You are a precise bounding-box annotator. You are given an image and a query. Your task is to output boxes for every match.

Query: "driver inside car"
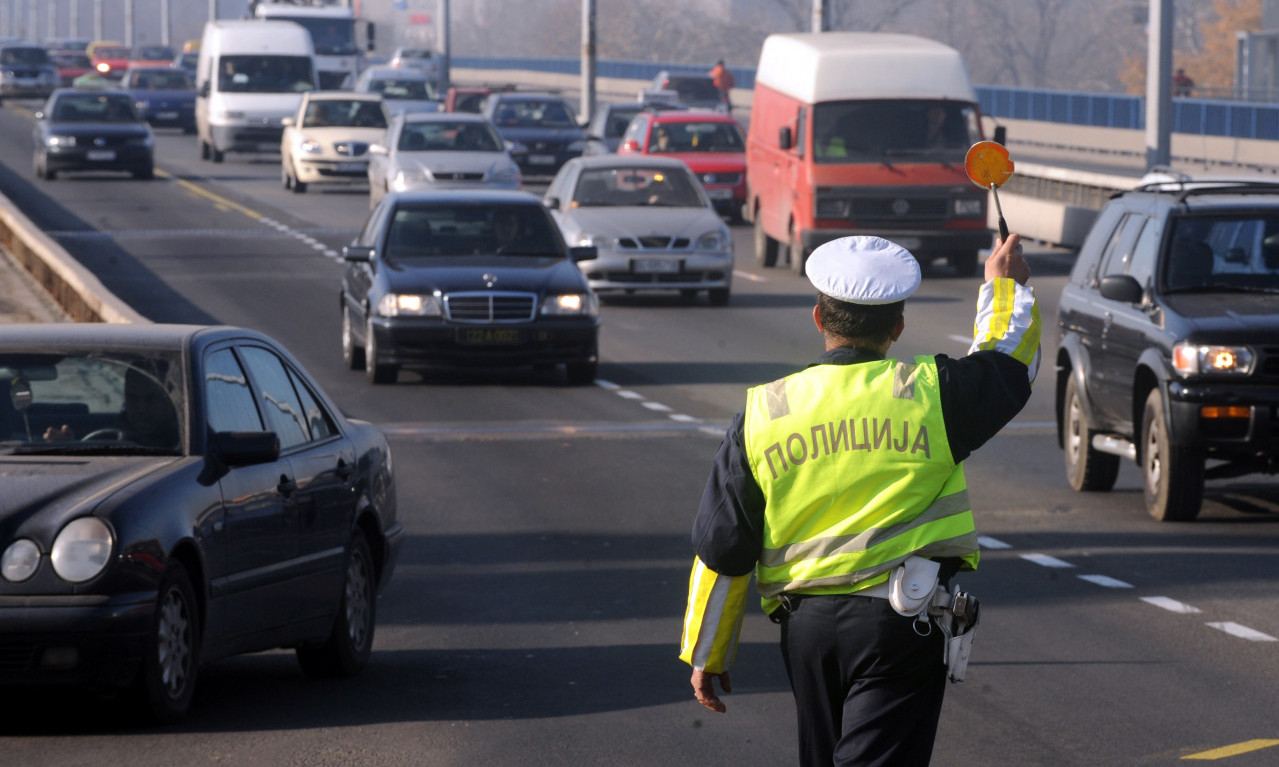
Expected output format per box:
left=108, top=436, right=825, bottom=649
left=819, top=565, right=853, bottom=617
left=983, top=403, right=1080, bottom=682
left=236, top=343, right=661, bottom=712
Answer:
left=43, top=365, right=180, bottom=448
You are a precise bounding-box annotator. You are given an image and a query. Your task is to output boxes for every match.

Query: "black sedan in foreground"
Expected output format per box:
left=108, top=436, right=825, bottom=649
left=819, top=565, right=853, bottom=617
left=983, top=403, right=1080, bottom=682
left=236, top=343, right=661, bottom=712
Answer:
left=32, top=87, right=155, bottom=180
left=0, top=324, right=402, bottom=723
left=341, top=189, right=601, bottom=384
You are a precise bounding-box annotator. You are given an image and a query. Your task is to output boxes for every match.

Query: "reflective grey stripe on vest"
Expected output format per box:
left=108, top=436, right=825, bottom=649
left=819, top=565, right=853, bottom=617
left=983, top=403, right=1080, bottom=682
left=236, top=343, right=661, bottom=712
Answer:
left=764, top=378, right=790, bottom=420
left=893, top=361, right=919, bottom=400
left=758, top=488, right=971, bottom=570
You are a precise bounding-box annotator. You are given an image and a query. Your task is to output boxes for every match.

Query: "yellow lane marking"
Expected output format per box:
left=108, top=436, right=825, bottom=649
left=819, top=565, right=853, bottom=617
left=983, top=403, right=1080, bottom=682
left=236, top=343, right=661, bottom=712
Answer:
left=1182, top=740, right=1279, bottom=760
left=157, top=169, right=263, bottom=220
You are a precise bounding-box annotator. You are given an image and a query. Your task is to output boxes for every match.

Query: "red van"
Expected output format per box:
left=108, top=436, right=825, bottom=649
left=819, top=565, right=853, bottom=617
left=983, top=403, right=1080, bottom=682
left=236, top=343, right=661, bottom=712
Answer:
left=746, top=32, right=996, bottom=276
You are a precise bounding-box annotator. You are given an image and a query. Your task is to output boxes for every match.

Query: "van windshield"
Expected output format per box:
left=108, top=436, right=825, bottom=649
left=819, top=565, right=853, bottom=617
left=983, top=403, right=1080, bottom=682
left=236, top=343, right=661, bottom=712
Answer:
left=217, top=55, right=314, bottom=93
left=812, top=100, right=979, bottom=163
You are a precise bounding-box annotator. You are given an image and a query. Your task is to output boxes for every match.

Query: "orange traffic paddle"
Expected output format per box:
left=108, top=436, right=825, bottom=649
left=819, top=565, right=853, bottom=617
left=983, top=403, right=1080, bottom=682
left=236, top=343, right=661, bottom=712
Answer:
left=964, top=141, right=1015, bottom=241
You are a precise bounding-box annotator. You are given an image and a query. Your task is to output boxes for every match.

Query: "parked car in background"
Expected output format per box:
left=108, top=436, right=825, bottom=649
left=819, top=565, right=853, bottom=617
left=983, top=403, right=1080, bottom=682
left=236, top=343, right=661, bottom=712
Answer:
left=581, top=101, right=644, bottom=156
left=89, top=43, right=131, bottom=80
left=367, top=111, right=520, bottom=207
left=47, top=49, right=93, bottom=87
left=128, top=44, right=176, bottom=69
left=32, top=88, right=154, bottom=180
left=120, top=66, right=196, bottom=133
left=0, top=323, right=402, bottom=723
left=482, top=91, right=585, bottom=178
left=617, top=108, right=747, bottom=223
left=353, top=66, right=439, bottom=117
left=340, top=190, right=600, bottom=384
left=545, top=155, right=734, bottom=305
left=281, top=91, right=388, bottom=193
left=641, top=71, right=728, bottom=113
left=0, top=44, right=60, bottom=103
left=1055, top=172, right=1279, bottom=522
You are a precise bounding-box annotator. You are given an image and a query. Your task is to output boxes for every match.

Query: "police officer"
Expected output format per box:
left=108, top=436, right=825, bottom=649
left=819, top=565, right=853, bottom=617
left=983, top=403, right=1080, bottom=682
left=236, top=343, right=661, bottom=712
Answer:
left=680, top=233, right=1040, bottom=766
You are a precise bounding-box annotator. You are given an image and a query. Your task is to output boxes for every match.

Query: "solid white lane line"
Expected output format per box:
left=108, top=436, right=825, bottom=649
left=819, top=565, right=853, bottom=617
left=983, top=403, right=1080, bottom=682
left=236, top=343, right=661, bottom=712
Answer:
left=1206, top=622, right=1278, bottom=642
left=1021, top=553, right=1075, bottom=568
left=1140, top=596, right=1202, bottom=614
left=1078, top=574, right=1132, bottom=588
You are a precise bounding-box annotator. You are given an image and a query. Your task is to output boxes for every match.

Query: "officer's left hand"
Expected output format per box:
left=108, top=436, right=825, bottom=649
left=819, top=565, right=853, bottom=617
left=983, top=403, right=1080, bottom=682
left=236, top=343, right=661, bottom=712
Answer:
left=691, top=669, right=731, bottom=713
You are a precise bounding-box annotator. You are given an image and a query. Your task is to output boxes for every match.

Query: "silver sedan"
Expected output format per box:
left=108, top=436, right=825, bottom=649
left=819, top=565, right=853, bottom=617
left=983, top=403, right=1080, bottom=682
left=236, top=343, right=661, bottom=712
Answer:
left=544, top=155, right=734, bottom=306
left=366, top=112, right=522, bottom=208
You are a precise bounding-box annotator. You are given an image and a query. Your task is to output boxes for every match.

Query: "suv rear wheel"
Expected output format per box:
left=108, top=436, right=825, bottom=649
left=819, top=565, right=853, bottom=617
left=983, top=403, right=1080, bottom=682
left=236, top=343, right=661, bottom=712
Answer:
left=1141, top=388, right=1205, bottom=521
left=1063, top=376, right=1120, bottom=491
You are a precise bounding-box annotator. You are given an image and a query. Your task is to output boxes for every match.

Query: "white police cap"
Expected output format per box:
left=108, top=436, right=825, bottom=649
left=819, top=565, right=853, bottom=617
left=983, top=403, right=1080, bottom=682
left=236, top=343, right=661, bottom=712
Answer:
left=806, top=236, right=921, bottom=304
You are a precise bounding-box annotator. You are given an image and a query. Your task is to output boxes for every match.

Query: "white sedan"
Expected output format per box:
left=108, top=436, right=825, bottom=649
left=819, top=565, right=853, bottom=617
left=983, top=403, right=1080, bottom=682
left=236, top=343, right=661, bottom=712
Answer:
left=544, top=155, right=734, bottom=306
left=366, top=111, right=522, bottom=208
left=281, top=91, right=389, bottom=194
left=353, top=66, right=441, bottom=118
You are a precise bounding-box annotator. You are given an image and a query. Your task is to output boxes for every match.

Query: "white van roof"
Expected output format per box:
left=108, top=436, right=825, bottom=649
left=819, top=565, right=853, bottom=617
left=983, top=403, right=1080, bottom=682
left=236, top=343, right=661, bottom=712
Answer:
left=755, top=32, right=976, bottom=104
left=202, top=19, right=315, bottom=55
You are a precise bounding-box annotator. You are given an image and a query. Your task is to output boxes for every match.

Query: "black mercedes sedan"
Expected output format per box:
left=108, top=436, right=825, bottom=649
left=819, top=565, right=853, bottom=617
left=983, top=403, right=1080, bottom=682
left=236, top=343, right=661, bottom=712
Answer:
left=32, top=87, right=155, bottom=180
left=340, top=189, right=601, bottom=384
left=0, top=324, right=402, bottom=723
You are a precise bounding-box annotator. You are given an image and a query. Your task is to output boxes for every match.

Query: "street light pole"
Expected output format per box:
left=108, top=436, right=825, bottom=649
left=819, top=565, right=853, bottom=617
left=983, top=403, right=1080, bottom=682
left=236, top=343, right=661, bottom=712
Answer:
left=581, top=0, right=596, bottom=125
left=1144, top=0, right=1173, bottom=170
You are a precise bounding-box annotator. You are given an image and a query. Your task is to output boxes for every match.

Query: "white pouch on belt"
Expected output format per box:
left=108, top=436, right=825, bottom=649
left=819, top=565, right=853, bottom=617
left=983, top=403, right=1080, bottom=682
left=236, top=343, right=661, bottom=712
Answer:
left=888, top=556, right=940, bottom=617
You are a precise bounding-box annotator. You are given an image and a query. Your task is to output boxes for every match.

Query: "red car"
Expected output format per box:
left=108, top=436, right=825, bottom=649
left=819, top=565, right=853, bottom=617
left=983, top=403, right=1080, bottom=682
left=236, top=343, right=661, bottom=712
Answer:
left=90, top=44, right=132, bottom=80
left=48, top=50, right=92, bottom=87
left=617, top=109, right=747, bottom=223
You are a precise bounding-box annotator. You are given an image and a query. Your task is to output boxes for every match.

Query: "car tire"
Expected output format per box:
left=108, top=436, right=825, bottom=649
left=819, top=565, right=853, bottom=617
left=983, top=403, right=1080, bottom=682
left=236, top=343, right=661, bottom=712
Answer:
left=708, top=286, right=731, bottom=307
left=365, top=317, right=397, bottom=384
left=754, top=213, right=778, bottom=268
left=949, top=250, right=979, bottom=277
left=199, top=139, right=210, bottom=160
left=132, top=164, right=154, bottom=180
left=296, top=529, right=375, bottom=678
left=292, top=177, right=307, bottom=194
left=1063, top=375, right=1120, bottom=492
left=211, top=146, right=224, bottom=164
left=130, top=560, right=200, bottom=724
left=281, top=164, right=293, bottom=190
left=1141, top=388, right=1205, bottom=522
left=342, top=304, right=366, bottom=371
left=565, top=360, right=597, bottom=385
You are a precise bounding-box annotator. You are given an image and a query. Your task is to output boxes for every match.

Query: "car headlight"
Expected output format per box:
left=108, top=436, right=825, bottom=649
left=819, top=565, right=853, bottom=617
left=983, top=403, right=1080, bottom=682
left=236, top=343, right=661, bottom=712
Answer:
left=542, top=292, right=599, bottom=317
left=695, top=230, right=730, bottom=250
left=45, top=134, right=76, bottom=147
left=1, top=539, right=40, bottom=583
left=301, top=139, right=323, bottom=154
left=134, top=99, right=150, bottom=110
left=50, top=517, right=113, bottom=583
left=490, top=163, right=521, bottom=186
left=376, top=292, right=442, bottom=317
left=215, top=109, right=246, bottom=120
left=567, top=139, right=586, bottom=153
left=1172, top=342, right=1255, bottom=376
left=126, top=134, right=154, bottom=148
left=954, top=198, right=984, bottom=216
left=576, top=233, right=616, bottom=250
left=393, top=168, right=429, bottom=188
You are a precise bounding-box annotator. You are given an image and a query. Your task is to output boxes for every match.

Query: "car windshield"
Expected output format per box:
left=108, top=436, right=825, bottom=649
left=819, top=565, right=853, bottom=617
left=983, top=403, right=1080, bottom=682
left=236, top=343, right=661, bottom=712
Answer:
left=0, top=351, right=185, bottom=455
left=51, top=53, right=92, bottom=68
left=647, top=120, right=744, bottom=153
left=51, top=93, right=140, bottom=123
left=304, top=99, right=387, bottom=128
left=1161, top=215, right=1279, bottom=293
left=383, top=204, right=562, bottom=259
left=397, top=121, right=501, bottom=152
left=367, top=77, right=434, bottom=100
left=571, top=166, right=704, bottom=208
left=1, top=47, right=50, bottom=65
left=492, top=99, right=577, bottom=128
left=812, top=99, right=981, bottom=162
left=132, top=69, right=192, bottom=90
left=135, top=46, right=173, bottom=61
left=217, top=54, right=314, bottom=94
left=94, top=46, right=131, bottom=59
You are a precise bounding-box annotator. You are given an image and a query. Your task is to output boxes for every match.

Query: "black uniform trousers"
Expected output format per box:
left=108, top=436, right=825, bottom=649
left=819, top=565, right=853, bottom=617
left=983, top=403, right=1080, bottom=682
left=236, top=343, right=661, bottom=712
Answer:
left=780, top=592, right=948, bottom=767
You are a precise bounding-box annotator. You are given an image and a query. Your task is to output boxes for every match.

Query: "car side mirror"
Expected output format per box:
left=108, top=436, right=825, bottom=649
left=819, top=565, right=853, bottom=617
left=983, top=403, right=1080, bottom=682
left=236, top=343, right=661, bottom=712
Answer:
left=778, top=126, right=792, bottom=151
left=569, top=246, right=597, bottom=263
left=342, top=245, right=375, bottom=263
left=1100, top=274, right=1144, bottom=304
left=544, top=196, right=561, bottom=210
left=211, top=431, right=279, bottom=467
left=198, top=80, right=210, bottom=98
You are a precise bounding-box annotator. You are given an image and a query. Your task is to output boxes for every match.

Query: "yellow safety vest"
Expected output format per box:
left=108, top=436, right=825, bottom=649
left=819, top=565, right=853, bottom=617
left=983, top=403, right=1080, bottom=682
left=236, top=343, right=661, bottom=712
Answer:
left=743, top=355, right=980, bottom=611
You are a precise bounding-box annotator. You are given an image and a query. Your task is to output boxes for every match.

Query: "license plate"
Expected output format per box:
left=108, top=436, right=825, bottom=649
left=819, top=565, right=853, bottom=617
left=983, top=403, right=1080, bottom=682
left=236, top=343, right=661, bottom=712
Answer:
left=156, top=111, right=178, bottom=119
left=704, top=188, right=733, bottom=199
left=86, top=150, right=115, bottom=161
left=632, top=258, right=681, bottom=274
left=458, top=328, right=525, bottom=345
left=338, top=161, right=366, bottom=172
left=528, top=154, right=556, bottom=165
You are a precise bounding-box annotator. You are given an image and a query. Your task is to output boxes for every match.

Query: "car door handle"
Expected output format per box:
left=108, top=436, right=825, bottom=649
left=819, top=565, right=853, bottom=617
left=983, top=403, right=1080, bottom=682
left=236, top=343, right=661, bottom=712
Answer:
left=277, top=475, right=297, bottom=496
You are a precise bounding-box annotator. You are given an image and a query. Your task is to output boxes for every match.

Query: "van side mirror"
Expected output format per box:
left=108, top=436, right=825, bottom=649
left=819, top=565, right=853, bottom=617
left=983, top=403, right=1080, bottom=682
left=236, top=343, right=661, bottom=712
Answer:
left=778, top=126, right=792, bottom=151
left=199, top=80, right=210, bottom=98
left=993, top=125, right=1007, bottom=146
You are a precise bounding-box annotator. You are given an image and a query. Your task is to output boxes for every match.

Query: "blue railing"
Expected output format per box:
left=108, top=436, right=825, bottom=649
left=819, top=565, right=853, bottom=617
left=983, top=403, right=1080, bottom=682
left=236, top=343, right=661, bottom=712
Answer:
left=453, top=56, right=1279, bottom=142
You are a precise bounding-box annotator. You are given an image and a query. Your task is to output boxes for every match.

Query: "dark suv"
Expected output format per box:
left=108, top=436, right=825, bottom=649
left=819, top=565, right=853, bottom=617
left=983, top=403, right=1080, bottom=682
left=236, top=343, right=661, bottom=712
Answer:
left=1055, top=173, right=1279, bottom=521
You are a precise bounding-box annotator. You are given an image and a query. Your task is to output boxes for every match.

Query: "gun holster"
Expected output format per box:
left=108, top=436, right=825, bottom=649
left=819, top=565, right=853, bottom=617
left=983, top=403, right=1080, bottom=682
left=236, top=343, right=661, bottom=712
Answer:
left=928, top=585, right=980, bottom=682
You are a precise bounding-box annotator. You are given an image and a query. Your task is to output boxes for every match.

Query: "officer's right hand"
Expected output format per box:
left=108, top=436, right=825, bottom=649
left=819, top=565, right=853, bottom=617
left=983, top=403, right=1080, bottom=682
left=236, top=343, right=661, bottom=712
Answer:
left=985, top=232, right=1030, bottom=285
left=691, top=668, right=731, bottom=713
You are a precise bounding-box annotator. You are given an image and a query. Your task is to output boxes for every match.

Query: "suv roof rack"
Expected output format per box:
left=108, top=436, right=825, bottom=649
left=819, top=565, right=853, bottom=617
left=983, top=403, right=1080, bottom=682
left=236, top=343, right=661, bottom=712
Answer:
left=1134, top=167, right=1279, bottom=202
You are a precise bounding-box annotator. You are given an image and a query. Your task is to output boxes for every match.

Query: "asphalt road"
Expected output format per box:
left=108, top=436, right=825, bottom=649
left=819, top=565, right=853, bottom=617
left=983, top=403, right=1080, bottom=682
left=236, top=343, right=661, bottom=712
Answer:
left=1, top=96, right=1278, bottom=767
